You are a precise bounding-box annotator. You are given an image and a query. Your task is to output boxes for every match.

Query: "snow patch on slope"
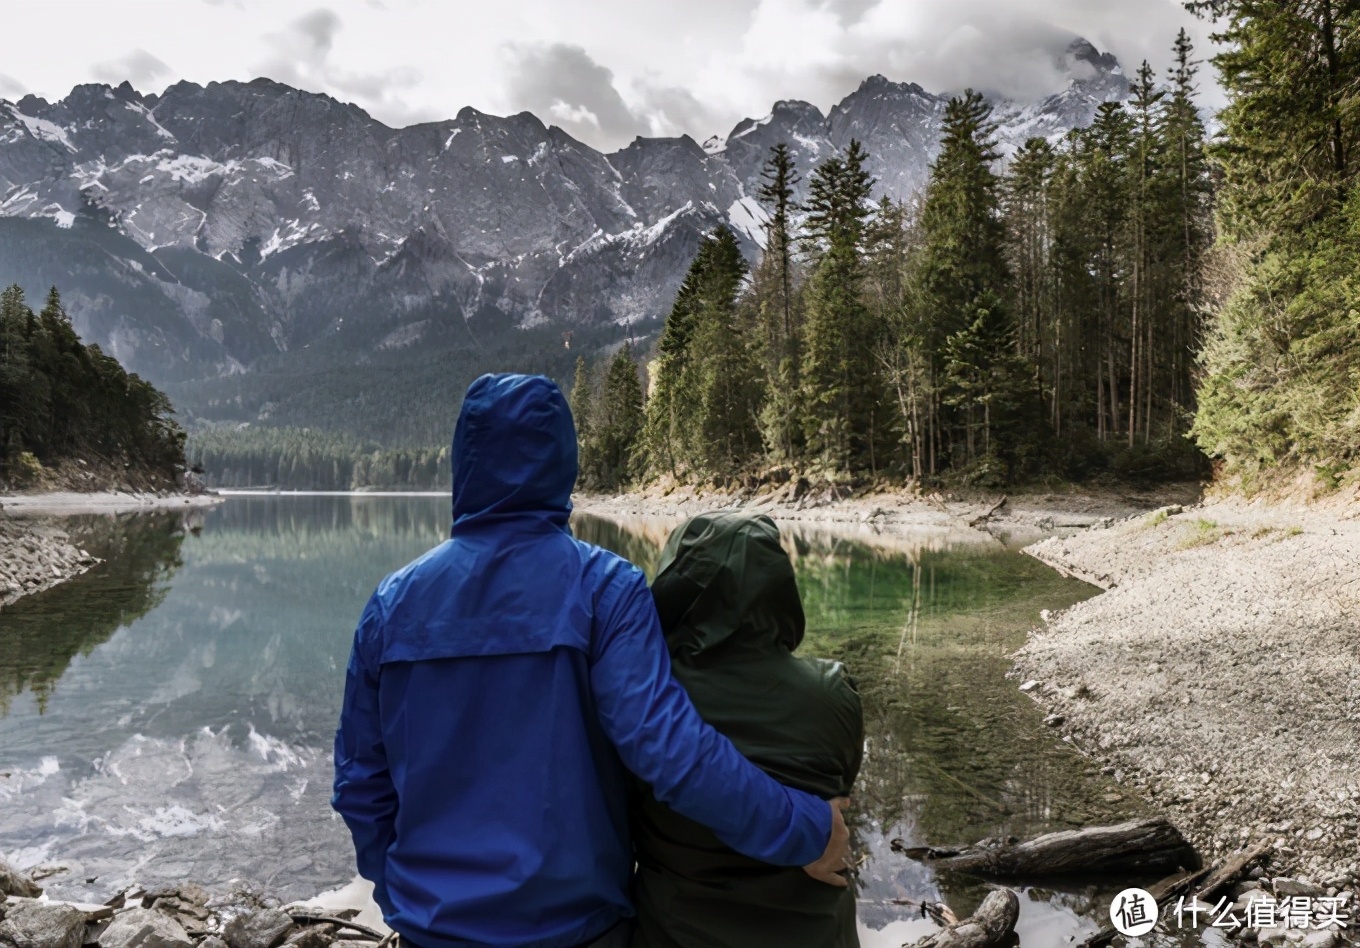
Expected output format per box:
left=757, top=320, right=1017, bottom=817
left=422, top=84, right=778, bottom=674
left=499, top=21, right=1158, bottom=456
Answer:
left=3, top=103, right=77, bottom=152
left=727, top=196, right=768, bottom=248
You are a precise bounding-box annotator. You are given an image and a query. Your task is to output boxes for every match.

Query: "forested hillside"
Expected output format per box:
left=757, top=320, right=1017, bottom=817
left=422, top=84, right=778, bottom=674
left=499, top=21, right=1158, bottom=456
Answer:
left=0, top=285, right=185, bottom=490
left=188, top=427, right=450, bottom=491
left=573, top=31, right=1215, bottom=490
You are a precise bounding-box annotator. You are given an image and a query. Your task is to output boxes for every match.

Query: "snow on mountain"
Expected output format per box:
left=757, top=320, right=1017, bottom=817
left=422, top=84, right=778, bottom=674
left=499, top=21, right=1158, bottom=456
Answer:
left=0, top=38, right=1130, bottom=385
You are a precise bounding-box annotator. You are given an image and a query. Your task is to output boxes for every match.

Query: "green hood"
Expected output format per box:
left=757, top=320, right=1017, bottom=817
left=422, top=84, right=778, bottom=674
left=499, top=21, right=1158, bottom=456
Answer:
left=651, top=512, right=804, bottom=666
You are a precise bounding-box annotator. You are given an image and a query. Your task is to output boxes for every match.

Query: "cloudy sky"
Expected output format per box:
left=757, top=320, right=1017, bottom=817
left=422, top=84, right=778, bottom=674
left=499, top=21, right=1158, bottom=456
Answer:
left=0, top=0, right=1222, bottom=152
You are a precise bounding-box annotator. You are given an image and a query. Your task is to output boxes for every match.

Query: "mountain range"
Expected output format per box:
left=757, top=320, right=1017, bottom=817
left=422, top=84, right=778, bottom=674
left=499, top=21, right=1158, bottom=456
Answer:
left=0, top=38, right=1128, bottom=442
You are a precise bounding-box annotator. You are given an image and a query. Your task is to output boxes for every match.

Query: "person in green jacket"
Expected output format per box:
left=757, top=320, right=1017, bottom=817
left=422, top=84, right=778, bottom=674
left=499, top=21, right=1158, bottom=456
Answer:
left=631, top=511, right=864, bottom=948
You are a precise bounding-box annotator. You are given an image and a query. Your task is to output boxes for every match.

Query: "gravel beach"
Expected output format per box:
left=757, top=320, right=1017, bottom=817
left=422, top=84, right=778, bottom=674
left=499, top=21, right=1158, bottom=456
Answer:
left=1016, top=498, right=1360, bottom=891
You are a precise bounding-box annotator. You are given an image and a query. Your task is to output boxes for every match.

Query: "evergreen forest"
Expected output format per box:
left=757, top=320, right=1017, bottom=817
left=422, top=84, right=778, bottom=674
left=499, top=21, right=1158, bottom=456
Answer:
left=576, top=9, right=1360, bottom=495
left=32, top=3, right=1350, bottom=498
left=577, top=31, right=1217, bottom=490
left=0, top=285, right=186, bottom=489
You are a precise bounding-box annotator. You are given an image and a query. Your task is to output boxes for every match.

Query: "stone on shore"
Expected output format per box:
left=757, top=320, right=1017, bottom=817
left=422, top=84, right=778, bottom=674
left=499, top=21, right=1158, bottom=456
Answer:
left=223, top=908, right=295, bottom=948
left=0, top=855, right=42, bottom=898
left=0, top=899, right=86, bottom=948
left=98, top=908, right=194, bottom=948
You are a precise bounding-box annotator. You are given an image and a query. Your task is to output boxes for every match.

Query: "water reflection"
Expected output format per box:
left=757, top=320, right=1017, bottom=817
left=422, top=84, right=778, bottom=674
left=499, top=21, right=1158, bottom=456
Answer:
left=0, top=499, right=1206, bottom=944
left=0, top=513, right=186, bottom=714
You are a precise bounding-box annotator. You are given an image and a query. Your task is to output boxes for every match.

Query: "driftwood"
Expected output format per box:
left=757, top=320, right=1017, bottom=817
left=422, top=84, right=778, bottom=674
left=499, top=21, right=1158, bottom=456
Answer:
left=968, top=496, right=1009, bottom=528
left=906, top=888, right=1020, bottom=948
left=892, top=818, right=1200, bottom=878
left=288, top=912, right=386, bottom=942
left=1077, top=839, right=1273, bottom=948
left=1191, top=838, right=1273, bottom=901
left=890, top=897, right=960, bottom=927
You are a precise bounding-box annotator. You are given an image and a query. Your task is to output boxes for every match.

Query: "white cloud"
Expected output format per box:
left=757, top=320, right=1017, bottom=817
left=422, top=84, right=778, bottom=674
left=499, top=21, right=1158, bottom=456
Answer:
left=0, top=0, right=1223, bottom=150
left=91, top=49, right=174, bottom=89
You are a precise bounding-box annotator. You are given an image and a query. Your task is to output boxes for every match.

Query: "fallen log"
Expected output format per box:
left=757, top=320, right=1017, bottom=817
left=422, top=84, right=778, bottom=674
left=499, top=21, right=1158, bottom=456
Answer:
left=906, top=888, right=1020, bottom=948
left=893, top=818, right=1200, bottom=878
left=1077, top=839, right=1273, bottom=948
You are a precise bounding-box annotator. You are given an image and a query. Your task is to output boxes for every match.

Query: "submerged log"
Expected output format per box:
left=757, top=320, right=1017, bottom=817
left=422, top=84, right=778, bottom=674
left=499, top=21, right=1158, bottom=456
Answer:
left=893, top=818, right=1200, bottom=878
left=907, top=888, right=1020, bottom=948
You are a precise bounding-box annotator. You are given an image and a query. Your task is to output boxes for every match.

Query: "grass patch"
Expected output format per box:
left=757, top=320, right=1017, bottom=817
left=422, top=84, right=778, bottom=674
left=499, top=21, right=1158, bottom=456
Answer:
left=1178, top=517, right=1224, bottom=549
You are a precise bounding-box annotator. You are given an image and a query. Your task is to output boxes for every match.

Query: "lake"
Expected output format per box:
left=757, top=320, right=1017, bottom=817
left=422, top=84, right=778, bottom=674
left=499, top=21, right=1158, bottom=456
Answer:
left=0, top=495, right=1221, bottom=946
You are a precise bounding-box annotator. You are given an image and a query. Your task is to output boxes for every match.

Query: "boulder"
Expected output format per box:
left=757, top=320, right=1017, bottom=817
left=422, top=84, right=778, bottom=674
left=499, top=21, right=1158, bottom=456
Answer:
left=98, top=908, right=194, bottom=948
left=0, top=900, right=86, bottom=948
left=0, top=855, right=43, bottom=898
left=223, top=908, right=295, bottom=948
left=144, top=883, right=210, bottom=909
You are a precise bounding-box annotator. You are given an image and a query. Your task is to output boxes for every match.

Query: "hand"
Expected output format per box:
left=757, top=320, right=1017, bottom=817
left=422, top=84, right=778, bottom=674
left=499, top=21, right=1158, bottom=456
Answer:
left=803, top=797, right=852, bottom=888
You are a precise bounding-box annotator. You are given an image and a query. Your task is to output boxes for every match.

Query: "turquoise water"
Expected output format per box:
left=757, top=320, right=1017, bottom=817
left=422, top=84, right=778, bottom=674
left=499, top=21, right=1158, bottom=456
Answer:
left=0, top=496, right=1215, bottom=945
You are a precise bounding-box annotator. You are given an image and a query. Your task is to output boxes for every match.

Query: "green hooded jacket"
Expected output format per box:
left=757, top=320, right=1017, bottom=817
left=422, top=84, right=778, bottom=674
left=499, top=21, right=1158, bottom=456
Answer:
left=631, top=512, right=864, bottom=948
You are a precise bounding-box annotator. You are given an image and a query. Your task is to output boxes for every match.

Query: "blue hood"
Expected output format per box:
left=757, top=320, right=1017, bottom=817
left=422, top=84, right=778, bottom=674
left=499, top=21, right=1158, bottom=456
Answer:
left=451, top=373, right=577, bottom=530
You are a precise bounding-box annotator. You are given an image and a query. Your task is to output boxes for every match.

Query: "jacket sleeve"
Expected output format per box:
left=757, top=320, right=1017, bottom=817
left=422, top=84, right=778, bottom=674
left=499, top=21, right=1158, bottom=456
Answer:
left=588, top=565, right=831, bottom=867
left=332, top=594, right=398, bottom=915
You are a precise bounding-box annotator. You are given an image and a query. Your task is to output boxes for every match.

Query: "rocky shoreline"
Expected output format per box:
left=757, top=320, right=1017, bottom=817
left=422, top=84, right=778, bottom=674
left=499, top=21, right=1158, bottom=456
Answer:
left=573, top=479, right=1204, bottom=547
left=1014, top=497, right=1360, bottom=937
left=0, top=492, right=223, bottom=610
left=0, top=519, right=98, bottom=609
left=2, top=863, right=388, bottom=948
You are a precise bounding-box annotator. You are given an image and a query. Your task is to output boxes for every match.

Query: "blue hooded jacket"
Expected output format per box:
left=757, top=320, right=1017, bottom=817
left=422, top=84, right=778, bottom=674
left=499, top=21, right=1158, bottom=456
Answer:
left=332, top=374, right=832, bottom=948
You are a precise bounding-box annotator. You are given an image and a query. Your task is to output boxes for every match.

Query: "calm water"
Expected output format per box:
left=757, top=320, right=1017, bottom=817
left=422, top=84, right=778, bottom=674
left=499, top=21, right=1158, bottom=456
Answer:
left=0, top=497, right=1218, bottom=946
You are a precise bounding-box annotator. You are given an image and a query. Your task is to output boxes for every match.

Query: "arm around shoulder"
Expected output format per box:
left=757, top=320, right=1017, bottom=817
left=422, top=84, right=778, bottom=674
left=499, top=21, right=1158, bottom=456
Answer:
left=586, top=562, right=833, bottom=867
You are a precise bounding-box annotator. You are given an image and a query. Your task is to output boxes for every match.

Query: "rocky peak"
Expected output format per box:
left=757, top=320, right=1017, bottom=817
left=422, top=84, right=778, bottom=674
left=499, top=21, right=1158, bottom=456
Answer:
left=1063, top=37, right=1122, bottom=78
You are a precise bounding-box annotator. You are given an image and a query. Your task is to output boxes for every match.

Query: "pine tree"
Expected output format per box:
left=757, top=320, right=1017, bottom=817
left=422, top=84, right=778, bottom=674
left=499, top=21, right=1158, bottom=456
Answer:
left=1127, top=60, right=1165, bottom=445
left=0, top=285, right=185, bottom=486
left=644, top=227, right=751, bottom=478
left=754, top=143, right=805, bottom=461
left=800, top=139, right=878, bottom=472
left=942, top=291, right=1033, bottom=476
left=1188, top=0, right=1360, bottom=479
left=0, top=284, right=40, bottom=460
left=689, top=228, right=764, bottom=473
left=1162, top=29, right=1213, bottom=429
left=569, top=355, right=600, bottom=488
left=914, top=91, right=1029, bottom=469
left=1004, top=138, right=1057, bottom=423
left=596, top=344, right=646, bottom=489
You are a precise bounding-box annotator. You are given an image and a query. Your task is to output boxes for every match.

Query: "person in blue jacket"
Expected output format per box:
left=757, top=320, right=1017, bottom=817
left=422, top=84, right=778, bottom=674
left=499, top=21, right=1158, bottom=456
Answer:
left=333, top=373, right=850, bottom=948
